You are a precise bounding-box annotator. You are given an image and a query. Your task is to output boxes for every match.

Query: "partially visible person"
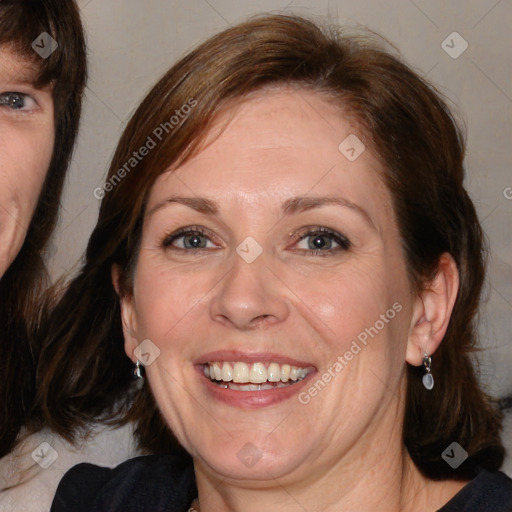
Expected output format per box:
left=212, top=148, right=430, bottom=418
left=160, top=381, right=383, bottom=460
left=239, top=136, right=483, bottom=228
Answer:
left=35, top=14, right=511, bottom=512
left=0, top=2, right=139, bottom=511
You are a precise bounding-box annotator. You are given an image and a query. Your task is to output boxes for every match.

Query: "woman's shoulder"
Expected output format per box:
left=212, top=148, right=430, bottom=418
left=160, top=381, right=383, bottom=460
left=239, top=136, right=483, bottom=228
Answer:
left=438, top=470, right=512, bottom=511
left=51, top=453, right=196, bottom=512
left=0, top=424, right=140, bottom=512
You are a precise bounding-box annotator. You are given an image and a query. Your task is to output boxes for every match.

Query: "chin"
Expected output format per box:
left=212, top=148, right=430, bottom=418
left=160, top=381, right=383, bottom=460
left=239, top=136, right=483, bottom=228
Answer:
left=192, top=432, right=309, bottom=483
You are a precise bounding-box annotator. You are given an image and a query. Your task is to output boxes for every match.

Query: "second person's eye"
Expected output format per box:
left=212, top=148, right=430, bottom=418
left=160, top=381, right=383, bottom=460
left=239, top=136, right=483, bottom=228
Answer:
left=0, top=92, right=37, bottom=111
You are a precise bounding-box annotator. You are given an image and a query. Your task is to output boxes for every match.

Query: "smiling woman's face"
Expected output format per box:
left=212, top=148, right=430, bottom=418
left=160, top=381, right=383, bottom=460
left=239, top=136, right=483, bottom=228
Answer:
left=0, top=47, right=54, bottom=277
left=121, top=88, right=418, bottom=485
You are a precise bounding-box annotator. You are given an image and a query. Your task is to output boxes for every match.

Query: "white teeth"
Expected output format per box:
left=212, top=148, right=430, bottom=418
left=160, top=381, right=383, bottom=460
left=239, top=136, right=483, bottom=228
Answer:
left=280, top=364, right=291, bottom=382
left=205, top=361, right=311, bottom=386
left=221, top=362, right=233, bottom=382
left=212, top=362, right=222, bottom=381
left=298, top=368, right=308, bottom=379
left=249, top=362, right=267, bottom=383
left=233, top=362, right=250, bottom=383
left=267, top=362, right=281, bottom=382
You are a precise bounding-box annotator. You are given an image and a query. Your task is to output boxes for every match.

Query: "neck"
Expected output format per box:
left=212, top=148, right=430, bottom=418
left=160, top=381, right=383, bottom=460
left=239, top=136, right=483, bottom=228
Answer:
left=194, top=454, right=418, bottom=512
left=194, top=443, right=467, bottom=512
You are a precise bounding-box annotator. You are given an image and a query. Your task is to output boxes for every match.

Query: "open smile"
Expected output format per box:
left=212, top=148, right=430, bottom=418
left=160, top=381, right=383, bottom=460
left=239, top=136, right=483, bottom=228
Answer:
left=204, top=361, right=313, bottom=391
left=195, top=352, right=317, bottom=408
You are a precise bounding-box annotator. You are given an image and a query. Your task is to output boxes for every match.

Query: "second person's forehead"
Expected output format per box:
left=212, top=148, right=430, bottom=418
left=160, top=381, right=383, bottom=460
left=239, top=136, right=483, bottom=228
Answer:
left=0, top=46, right=41, bottom=85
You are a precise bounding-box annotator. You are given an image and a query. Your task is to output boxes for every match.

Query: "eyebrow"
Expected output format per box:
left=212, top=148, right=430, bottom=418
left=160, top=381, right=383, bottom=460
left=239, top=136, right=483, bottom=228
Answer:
left=281, top=196, right=376, bottom=231
left=148, top=195, right=376, bottom=231
left=13, top=62, right=38, bottom=82
left=148, top=196, right=219, bottom=217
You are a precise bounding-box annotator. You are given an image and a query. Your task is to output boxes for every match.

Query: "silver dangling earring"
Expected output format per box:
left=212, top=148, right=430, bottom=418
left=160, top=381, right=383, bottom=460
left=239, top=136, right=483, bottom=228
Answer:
left=422, top=353, right=434, bottom=390
left=133, top=361, right=144, bottom=379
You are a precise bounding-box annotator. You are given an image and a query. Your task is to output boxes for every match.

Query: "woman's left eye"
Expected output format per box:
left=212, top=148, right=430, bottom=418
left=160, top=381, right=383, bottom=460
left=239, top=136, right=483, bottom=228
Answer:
left=294, top=228, right=350, bottom=254
left=0, top=92, right=37, bottom=111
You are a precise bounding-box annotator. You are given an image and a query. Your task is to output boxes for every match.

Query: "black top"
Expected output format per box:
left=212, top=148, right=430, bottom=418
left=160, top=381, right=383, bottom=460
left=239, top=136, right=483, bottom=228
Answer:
left=51, top=455, right=512, bottom=512
left=51, top=455, right=196, bottom=512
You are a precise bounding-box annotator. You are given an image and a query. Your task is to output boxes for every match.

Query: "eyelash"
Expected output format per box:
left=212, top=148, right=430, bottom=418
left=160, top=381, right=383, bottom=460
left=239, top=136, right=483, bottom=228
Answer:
left=160, top=225, right=351, bottom=255
left=291, top=226, right=351, bottom=256
left=0, top=92, right=37, bottom=111
left=161, top=226, right=219, bottom=250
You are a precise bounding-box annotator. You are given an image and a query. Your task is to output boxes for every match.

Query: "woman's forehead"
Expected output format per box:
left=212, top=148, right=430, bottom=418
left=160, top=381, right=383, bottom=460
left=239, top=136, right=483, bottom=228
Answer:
left=167, top=88, right=364, bottom=174
left=147, top=89, right=392, bottom=229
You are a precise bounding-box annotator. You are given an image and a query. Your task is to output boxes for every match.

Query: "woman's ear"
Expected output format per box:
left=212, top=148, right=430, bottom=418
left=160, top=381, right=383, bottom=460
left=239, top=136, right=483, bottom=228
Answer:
left=406, top=253, right=459, bottom=366
left=111, top=264, right=139, bottom=363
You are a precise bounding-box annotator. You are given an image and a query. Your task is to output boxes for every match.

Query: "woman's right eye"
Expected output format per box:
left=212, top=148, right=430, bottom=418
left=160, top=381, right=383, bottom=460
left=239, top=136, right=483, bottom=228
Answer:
left=161, top=228, right=218, bottom=250
left=0, top=92, right=37, bottom=111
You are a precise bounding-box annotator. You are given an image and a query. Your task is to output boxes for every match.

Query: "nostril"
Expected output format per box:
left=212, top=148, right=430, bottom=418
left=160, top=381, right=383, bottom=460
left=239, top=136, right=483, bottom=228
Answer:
left=249, top=314, right=276, bottom=327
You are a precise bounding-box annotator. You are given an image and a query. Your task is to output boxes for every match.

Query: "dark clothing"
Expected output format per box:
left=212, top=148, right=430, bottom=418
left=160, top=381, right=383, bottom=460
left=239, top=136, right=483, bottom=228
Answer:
left=51, top=455, right=196, bottom=512
left=438, top=469, right=512, bottom=511
left=51, top=455, right=512, bottom=512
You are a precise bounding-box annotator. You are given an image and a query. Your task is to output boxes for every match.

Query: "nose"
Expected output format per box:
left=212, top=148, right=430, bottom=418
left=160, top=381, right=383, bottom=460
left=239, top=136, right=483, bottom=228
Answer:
left=209, top=254, right=290, bottom=330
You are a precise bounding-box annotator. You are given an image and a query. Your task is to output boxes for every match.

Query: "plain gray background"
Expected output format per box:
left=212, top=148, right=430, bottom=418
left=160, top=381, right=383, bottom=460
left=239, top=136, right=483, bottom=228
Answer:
left=48, top=0, right=511, bottom=399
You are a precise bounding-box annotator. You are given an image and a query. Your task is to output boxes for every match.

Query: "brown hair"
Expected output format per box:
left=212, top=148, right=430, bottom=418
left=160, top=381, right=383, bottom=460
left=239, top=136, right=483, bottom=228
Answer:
left=0, top=0, right=87, bottom=457
left=34, top=14, right=504, bottom=479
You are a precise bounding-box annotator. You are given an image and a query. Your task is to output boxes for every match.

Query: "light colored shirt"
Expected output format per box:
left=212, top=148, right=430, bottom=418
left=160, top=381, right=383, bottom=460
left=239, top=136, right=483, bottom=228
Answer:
left=0, top=423, right=140, bottom=512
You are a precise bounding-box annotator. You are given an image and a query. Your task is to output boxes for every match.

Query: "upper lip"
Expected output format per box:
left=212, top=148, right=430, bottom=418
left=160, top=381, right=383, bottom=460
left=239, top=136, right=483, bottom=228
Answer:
left=194, top=350, right=315, bottom=369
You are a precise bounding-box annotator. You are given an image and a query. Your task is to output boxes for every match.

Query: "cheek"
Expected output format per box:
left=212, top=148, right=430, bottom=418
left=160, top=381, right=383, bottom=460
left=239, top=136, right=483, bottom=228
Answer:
left=284, top=255, right=410, bottom=371
left=132, top=258, right=214, bottom=344
left=289, top=261, right=393, bottom=335
left=0, top=126, right=54, bottom=275
left=27, top=129, right=54, bottom=199
left=0, top=126, right=54, bottom=214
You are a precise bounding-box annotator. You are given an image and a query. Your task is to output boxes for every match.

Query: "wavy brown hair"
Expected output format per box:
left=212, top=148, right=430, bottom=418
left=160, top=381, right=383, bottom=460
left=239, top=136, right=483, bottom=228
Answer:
left=0, top=0, right=87, bottom=457
left=34, top=14, right=504, bottom=479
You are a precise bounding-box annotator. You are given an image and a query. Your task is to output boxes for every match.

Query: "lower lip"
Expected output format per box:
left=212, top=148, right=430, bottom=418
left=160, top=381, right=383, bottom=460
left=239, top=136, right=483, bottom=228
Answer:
left=196, top=367, right=316, bottom=409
